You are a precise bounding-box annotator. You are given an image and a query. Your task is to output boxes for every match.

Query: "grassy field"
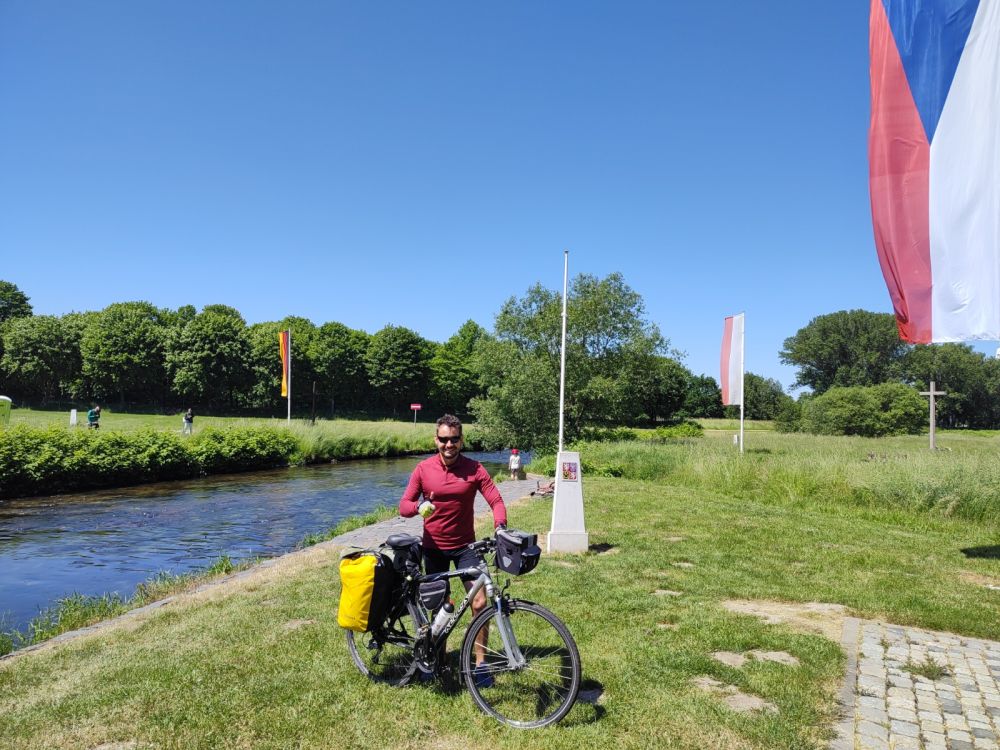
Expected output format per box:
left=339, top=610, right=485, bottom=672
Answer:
left=8, top=407, right=439, bottom=439
left=535, top=429, right=1000, bottom=524
left=2, top=432, right=999, bottom=749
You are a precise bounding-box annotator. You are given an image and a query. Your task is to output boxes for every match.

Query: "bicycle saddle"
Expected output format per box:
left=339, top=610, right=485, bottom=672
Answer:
left=385, top=533, right=420, bottom=549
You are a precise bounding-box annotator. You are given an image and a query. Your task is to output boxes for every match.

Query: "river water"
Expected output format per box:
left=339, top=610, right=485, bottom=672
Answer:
left=0, top=451, right=514, bottom=634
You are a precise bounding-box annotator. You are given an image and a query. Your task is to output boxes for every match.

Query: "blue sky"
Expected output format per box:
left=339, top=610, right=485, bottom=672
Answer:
left=3, top=1, right=993, bottom=390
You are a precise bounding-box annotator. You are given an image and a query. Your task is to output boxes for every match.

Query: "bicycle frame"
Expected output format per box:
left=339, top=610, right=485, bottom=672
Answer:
left=415, top=564, right=527, bottom=670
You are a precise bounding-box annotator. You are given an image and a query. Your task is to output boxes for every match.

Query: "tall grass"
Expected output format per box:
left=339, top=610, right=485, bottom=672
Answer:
left=534, top=431, right=1000, bottom=523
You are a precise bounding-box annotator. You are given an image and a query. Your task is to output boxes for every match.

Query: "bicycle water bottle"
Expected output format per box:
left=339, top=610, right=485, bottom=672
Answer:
left=430, top=601, right=455, bottom=638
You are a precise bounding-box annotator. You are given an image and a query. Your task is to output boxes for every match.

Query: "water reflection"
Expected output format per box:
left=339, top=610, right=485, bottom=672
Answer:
left=0, top=451, right=515, bottom=633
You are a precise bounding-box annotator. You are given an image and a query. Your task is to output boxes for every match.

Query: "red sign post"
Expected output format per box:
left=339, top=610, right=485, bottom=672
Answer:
left=410, top=403, right=422, bottom=424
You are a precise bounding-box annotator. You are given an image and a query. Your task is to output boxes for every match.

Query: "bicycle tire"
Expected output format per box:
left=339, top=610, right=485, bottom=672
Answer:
left=459, top=599, right=581, bottom=728
left=346, top=602, right=419, bottom=686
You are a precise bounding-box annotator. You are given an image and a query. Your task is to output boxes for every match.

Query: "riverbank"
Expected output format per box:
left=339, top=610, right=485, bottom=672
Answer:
left=3, top=450, right=999, bottom=748
left=0, top=419, right=447, bottom=499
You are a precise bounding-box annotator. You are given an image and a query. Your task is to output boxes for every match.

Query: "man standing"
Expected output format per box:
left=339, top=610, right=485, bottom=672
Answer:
left=399, top=414, right=507, bottom=686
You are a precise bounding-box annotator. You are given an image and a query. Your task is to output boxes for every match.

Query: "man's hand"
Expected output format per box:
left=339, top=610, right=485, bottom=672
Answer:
left=418, top=500, right=436, bottom=519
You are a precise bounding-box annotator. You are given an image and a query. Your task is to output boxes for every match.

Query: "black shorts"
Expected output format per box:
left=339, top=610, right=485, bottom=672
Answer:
left=423, top=546, right=484, bottom=591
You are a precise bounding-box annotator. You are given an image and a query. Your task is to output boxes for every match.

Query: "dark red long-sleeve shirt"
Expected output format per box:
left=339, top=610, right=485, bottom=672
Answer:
left=399, top=453, right=507, bottom=551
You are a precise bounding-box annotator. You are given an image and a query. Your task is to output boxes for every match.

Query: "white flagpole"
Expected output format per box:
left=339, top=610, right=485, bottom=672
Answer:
left=739, top=313, right=745, bottom=454
left=287, top=330, right=292, bottom=423
left=558, top=250, right=569, bottom=453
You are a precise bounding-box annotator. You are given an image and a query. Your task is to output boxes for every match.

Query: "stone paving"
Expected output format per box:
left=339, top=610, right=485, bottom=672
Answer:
left=834, top=619, right=1000, bottom=750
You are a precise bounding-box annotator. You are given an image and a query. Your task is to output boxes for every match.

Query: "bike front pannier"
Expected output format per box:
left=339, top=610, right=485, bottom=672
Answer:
left=338, top=550, right=396, bottom=632
left=495, top=528, right=541, bottom=576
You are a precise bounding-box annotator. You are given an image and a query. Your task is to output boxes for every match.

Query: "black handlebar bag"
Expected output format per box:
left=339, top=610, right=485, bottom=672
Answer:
left=495, top=529, right=541, bottom=576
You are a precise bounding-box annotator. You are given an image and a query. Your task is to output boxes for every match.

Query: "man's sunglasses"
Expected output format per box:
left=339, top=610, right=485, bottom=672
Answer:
left=436, top=435, right=462, bottom=444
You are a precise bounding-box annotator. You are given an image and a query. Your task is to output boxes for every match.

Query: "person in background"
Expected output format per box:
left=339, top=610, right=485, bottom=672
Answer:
left=399, top=414, right=507, bottom=687
left=86, top=405, right=101, bottom=430
left=508, top=448, right=521, bottom=480
left=182, top=408, right=194, bottom=435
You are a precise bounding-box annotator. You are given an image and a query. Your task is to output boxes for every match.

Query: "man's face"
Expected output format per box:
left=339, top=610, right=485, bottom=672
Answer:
left=435, top=425, right=462, bottom=465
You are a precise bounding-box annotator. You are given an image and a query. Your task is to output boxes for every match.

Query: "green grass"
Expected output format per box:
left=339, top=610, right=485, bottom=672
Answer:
left=531, top=429, right=1000, bottom=523
left=0, top=556, right=251, bottom=657
left=3, top=436, right=1000, bottom=748
left=300, top=505, right=400, bottom=547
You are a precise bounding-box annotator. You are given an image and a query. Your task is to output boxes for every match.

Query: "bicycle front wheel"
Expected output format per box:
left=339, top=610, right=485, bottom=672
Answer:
left=460, top=599, right=581, bottom=728
left=345, top=604, right=418, bottom=686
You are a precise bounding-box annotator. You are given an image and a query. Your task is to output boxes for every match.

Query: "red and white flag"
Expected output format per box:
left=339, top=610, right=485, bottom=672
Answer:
left=720, top=314, right=744, bottom=406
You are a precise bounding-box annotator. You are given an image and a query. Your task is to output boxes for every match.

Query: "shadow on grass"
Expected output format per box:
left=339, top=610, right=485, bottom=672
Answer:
left=961, top=545, right=1000, bottom=560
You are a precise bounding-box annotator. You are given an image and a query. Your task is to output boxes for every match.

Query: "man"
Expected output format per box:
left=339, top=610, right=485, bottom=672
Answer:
left=86, top=405, right=101, bottom=430
left=399, top=414, right=507, bottom=687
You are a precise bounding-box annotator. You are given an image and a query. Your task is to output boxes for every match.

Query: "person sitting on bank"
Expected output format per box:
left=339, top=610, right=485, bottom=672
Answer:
left=86, top=405, right=101, bottom=430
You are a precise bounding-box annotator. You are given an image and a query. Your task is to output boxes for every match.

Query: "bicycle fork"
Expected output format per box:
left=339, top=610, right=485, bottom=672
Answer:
left=487, top=585, right=526, bottom=670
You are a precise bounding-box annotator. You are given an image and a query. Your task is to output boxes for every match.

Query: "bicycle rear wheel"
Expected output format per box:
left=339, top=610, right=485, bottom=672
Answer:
left=460, top=599, right=581, bottom=728
left=346, top=603, right=418, bottom=686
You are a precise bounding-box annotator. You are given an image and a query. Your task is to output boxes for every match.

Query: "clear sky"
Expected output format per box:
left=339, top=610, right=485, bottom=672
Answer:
left=3, top=1, right=995, bottom=390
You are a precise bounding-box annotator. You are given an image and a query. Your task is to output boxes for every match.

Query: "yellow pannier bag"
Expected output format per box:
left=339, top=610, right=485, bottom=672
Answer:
left=338, top=551, right=395, bottom=632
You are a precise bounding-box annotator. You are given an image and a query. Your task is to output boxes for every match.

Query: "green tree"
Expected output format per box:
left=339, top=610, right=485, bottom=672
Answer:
left=724, top=373, right=793, bottom=421
left=0, top=281, right=32, bottom=324
left=630, top=356, right=691, bottom=424
left=311, top=322, right=372, bottom=415
left=165, top=305, right=252, bottom=409
left=243, top=317, right=320, bottom=413
left=780, top=310, right=908, bottom=393
left=472, top=273, right=669, bottom=449
left=430, top=320, right=490, bottom=415
left=80, top=302, right=170, bottom=405
left=365, top=325, right=433, bottom=413
left=682, top=374, right=723, bottom=418
left=0, top=315, right=81, bottom=403
left=900, top=343, right=997, bottom=428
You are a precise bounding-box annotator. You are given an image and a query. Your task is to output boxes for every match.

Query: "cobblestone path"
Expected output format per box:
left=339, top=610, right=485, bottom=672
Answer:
left=834, top=619, right=1000, bottom=750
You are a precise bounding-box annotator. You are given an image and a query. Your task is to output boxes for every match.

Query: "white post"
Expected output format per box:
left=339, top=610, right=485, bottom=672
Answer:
left=287, top=330, right=292, bottom=423
left=557, top=250, right=568, bottom=453
left=739, top=314, right=745, bottom=455
left=549, top=250, right=588, bottom=554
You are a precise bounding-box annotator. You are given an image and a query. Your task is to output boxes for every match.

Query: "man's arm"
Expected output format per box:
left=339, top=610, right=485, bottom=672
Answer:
left=476, top=464, right=508, bottom=528
left=399, top=466, right=423, bottom=518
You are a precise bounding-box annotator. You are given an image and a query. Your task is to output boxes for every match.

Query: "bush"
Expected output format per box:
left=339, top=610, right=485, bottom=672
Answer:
left=801, top=383, right=925, bottom=437
left=0, top=424, right=299, bottom=498
left=774, top=398, right=804, bottom=433
left=579, top=426, right=639, bottom=442
left=651, top=421, right=704, bottom=440
left=188, top=427, right=298, bottom=474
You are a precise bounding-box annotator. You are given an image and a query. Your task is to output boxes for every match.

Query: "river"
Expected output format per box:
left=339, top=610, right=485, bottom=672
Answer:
left=0, top=451, right=516, bottom=634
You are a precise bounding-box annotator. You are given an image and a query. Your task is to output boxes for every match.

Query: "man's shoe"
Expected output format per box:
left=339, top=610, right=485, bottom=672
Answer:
left=472, top=664, right=494, bottom=689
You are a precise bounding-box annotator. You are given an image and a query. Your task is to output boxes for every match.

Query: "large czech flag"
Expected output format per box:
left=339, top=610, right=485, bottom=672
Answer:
left=869, top=0, right=1000, bottom=344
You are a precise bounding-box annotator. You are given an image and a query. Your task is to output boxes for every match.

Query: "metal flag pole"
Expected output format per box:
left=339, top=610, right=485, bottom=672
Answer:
left=739, top=313, right=745, bottom=455
left=558, top=250, right=569, bottom=453
left=287, top=330, right=292, bottom=423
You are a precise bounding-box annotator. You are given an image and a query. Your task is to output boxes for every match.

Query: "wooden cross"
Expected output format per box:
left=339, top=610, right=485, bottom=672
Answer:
left=919, top=380, right=946, bottom=451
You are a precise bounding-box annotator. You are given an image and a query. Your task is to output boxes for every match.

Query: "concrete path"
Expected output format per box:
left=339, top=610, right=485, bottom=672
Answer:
left=833, top=618, right=1000, bottom=750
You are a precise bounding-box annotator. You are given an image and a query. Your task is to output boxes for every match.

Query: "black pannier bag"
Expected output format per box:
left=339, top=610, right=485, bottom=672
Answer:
left=418, top=579, right=449, bottom=611
left=495, top=528, right=541, bottom=576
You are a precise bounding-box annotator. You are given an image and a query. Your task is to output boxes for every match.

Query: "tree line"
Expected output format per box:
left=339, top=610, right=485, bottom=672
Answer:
left=779, top=309, right=1000, bottom=431
left=1, top=277, right=763, bottom=448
